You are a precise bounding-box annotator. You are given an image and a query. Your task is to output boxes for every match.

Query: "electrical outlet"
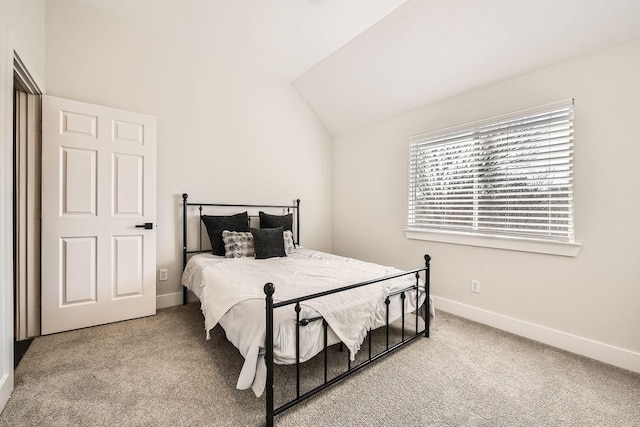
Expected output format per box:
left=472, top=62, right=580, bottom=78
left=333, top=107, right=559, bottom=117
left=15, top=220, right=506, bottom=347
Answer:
left=471, top=279, right=480, bottom=293
left=159, top=269, right=168, bottom=281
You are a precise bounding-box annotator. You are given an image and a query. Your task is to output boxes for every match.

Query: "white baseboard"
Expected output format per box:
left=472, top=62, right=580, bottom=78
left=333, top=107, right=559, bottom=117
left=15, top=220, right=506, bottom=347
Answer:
left=156, top=291, right=198, bottom=309
left=434, top=296, right=640, bottom=374
left=156, top=292, right=182, bottom=309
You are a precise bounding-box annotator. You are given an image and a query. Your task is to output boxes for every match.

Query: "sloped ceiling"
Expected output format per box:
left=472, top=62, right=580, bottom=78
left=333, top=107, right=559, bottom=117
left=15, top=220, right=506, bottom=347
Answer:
left=294, top=0, right=640, bottom=135
left=74, top=0, right=409, bottom=81
left=75, top=0, right=640, bottom=136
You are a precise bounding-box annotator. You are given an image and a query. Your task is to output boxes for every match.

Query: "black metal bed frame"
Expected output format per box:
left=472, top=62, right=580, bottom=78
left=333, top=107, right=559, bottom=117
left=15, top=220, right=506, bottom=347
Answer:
left=181, top=194, right=431, bottom=426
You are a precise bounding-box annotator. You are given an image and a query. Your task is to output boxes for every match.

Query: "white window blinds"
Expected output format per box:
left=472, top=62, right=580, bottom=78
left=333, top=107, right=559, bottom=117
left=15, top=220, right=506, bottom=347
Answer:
left=408, top=100, right=575, bottom=242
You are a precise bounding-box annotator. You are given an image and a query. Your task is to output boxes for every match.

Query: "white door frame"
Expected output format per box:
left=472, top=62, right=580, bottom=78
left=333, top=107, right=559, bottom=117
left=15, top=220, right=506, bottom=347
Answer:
left=14, top=91, right=41, bottom=340
left=0, top=25, right=45, bottom=412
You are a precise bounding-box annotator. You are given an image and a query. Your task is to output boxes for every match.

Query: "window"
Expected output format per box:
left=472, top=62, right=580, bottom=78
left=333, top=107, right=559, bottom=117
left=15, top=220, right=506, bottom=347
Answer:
left=408, top=100, right=577, bottom=252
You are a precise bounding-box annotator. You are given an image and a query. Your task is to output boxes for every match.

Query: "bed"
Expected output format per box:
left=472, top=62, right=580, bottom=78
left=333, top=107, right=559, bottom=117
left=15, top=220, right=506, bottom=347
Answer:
left=180, top=194, right=432, bottom=426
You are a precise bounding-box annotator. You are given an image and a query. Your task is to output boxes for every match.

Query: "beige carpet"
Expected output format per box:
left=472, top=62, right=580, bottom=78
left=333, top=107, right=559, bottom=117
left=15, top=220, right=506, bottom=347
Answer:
left=1, top=303, right=639, bottom=426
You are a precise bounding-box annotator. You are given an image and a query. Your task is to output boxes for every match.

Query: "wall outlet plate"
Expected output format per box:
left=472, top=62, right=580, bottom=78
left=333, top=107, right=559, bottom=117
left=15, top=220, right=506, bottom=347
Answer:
left=159, top=269, right=168, bottom=281
left=471, top=279, right=480, bottom=293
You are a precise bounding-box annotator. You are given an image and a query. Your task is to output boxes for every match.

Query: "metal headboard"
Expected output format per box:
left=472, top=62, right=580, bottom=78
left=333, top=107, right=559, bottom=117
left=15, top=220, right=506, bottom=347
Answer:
left=181, top=193, right=300, bottom=303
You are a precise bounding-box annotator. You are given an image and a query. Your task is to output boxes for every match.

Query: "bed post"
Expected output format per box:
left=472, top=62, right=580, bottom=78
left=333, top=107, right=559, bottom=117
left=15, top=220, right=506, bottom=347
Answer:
left=424, top=254, right=431, bottom=338
left=295, top=199, right=300, bottom=246
left=264, top=283, right=275, bottom=427
left=182, top=193, right=189, bottom=305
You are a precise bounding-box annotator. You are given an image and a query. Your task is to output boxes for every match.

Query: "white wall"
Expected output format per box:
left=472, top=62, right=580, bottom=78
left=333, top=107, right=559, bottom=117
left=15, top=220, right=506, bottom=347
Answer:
left=0, top=0, right=45, bottom=77
left=0, top=0, right=45, bottom=411
left=45, top=0, right=333, bottom=301
left=333, top=38, right=640, bottom=369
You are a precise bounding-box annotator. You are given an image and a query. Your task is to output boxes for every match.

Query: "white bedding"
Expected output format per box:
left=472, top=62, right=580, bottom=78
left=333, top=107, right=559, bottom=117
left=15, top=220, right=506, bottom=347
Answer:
left=181, top=249, right=431, bottom=397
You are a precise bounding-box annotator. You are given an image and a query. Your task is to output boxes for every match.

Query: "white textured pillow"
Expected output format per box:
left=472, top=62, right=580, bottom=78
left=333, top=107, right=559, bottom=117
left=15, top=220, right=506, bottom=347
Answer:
left=222, top=230, right=255, bottom=258
left=283, top=230, right=296, bottom=255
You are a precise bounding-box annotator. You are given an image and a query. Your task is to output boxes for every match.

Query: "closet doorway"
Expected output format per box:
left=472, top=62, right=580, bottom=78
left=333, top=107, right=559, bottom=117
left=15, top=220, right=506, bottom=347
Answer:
left=13, top=53, right=42, bottom=366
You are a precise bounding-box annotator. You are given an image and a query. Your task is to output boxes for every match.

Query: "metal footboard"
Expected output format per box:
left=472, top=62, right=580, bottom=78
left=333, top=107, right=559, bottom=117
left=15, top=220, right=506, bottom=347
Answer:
left=264, top=254, right=431, bottom=426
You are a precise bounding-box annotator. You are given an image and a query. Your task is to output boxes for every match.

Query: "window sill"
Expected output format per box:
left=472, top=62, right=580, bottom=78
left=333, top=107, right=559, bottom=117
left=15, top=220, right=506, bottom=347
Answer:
left=404, top=228, right=582, bottom=257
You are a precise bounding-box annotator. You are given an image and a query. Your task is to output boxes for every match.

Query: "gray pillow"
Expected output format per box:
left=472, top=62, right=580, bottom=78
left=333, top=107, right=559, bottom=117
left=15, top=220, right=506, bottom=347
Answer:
left=222, top=230, right=255, bottom=258
left=283, top=230, right=296, bottom=255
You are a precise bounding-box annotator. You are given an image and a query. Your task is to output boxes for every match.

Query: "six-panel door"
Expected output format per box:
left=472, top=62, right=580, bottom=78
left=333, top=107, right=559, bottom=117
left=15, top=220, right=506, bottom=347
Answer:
left=41, top=95, right=157, bottom=335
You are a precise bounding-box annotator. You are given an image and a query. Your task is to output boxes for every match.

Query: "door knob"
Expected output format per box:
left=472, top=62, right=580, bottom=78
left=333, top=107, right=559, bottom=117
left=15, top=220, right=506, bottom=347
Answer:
left=135, top=222, right=154, bottom=230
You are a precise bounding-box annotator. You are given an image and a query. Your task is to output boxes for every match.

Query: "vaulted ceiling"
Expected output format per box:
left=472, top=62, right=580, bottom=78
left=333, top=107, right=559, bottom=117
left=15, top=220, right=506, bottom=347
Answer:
left=76, top=0, right=640, bottom=135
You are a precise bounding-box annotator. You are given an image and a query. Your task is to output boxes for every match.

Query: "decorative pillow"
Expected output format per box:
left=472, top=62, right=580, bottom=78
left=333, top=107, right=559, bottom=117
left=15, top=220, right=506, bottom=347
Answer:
left=259, top=211, right=293, bottom=232
left=222, top=230, right=255, bottom=258
left=283, top=230, right=295, bottom=255
left=201, top=212, right=250, bottom=256
left=251, top=227, right=286, bottom=259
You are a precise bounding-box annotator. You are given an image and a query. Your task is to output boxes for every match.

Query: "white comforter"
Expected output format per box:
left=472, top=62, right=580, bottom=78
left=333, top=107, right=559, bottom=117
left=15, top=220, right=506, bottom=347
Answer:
left=181, top=249, right=430, bottom=396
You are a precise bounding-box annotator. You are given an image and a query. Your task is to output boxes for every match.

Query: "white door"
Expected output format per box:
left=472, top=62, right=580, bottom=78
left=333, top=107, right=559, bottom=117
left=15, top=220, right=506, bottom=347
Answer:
left=41, top=95, right=157, bottom=335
